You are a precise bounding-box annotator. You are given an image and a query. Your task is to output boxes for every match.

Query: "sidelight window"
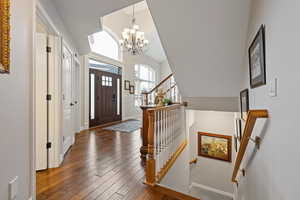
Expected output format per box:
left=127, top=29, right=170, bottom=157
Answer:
left=90, top=73, right=95, bottom=120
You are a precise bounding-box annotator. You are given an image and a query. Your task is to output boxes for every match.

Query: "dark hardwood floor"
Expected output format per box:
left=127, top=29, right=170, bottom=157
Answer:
left=36, top=127, right=176, bottom=200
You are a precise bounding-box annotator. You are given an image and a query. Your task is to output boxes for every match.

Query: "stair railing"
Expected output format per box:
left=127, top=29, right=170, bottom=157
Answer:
left=145, top=104, right=187, bottom=185
left=232, top=110, right=268, bottom=183
left=142, top=73, right=181, bottom=105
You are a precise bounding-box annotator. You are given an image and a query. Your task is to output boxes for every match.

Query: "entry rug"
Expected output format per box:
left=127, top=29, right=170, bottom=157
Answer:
left=103, top=119, right=142, bottom=133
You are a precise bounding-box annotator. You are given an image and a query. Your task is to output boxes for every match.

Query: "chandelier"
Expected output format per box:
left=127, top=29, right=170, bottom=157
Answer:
left=119, top=5, right=149, bottom=55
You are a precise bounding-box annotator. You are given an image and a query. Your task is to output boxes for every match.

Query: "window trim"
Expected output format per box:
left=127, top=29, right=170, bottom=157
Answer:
left=134, top=64, right=156, bottom=107
left=88, top=27, right=123, bottom=62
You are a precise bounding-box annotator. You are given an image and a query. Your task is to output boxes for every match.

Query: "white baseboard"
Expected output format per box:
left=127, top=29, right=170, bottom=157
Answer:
left=59, top=154, right=64, bottom=165
left=84, top=122, right=89, bottom=129
left=63, top=136, right=73, bottom=156
left=191, top=182, right=234, bottom=198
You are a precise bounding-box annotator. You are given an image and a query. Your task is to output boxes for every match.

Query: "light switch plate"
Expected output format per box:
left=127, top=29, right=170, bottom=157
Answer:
left=269, top=78, right=278, bottom=97
left=9, top=176, right=18, bottom=200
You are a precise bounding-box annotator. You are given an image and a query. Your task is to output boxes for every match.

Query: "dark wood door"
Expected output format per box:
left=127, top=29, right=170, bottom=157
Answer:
left=89, top=69, right=122, bottom=127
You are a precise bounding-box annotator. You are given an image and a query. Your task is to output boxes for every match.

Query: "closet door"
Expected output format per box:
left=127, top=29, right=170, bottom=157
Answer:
left=62, top=46, right=74, bottom=153
left=35, top=33, right=48, bottom=170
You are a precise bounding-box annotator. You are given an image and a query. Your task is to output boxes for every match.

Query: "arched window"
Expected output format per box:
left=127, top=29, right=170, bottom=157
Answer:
left=89, top=30, right=120, bottom=61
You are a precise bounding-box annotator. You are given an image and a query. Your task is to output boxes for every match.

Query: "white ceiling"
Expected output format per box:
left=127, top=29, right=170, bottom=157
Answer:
left=147, top=0, right=252, bottom=98
left=123, top=1, right=148, bottom=16
left=103, top=1, right=167, bottom=63
left=48, top=0, right=253, bottom=102
left=50, top=0, right=143, bottom=55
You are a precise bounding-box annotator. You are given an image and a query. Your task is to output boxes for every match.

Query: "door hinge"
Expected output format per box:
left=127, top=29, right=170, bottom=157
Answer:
left=46, top=46, right=52, bottom=53
left=46, top=142, right=52, bottom=149
left=46, top=94, right=52, bottom=101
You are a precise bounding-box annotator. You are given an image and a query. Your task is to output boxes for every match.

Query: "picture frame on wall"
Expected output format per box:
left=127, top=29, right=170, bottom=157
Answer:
left=0, top=0, right=10, bottom=74
left=249, top=25, right=266, bottom=88
left=124, top=80, right=130, bottom=90
left=235, top=118, right=242, bottom=141
left=240, top=89, right=249, bottom=121
left=129, top=85, right=135, bottom=94
left=198, top=132, right=232, bottom=162
left=234, top=136, right=238, bottom=152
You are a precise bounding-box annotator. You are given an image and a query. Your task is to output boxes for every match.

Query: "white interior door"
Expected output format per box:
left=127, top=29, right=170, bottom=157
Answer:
left=35, top=33, right=48, bottom=170
left=62, top=46, right=74, bottom=154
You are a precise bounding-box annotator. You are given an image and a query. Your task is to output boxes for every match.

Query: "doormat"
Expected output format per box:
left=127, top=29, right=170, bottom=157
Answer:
left=103, top=119, right=142, bottom=133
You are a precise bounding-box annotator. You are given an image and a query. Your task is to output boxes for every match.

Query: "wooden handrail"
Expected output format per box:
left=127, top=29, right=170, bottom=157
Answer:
left=146, top=103, right=183, bottom=112
left=232, top=110, right=268, bottom=183
left=164, top=84, right=177, bottom=95
left=145, top=103, right=186, bottom=186
left=143, top=73, right=173, bottom=95
left=156, top=140, right=187, bottom=183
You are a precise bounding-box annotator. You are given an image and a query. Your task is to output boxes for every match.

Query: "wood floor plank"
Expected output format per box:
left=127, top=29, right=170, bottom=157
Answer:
left=36, top=127, right=180, bottom=200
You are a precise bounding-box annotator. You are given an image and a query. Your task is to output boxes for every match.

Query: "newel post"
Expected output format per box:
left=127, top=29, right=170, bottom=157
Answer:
left=142, top=92, right=149, bottom=106
left=146, top=110, right=155, bottom=185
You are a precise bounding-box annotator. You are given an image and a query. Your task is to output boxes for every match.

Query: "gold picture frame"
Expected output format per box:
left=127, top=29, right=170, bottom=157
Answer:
left=198, top=132, right=232, bottom=162
left=0, top=0, right=10, bottom=73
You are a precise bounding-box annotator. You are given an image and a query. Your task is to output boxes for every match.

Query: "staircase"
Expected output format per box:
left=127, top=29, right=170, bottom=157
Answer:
left=139, top=74, right=200, bottom=200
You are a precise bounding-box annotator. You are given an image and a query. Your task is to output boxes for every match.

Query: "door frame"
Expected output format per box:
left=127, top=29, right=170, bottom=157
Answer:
left=61, top=43, right=76, bottom=156
left=84, top=53, right=124, bottom=129
left=33, top=2, right=80, bottom=198
left=35, top=3, right=63, bottom=170
left=89, top=68, right=122, bottom=127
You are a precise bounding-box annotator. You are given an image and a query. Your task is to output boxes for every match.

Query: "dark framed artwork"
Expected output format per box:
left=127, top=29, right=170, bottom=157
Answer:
left=0, top=0, right=10, bottom=73
left=248, top=25, right=266, bottom=88
left=124, top=80, right=130, bottom=90
left=240, top=89, right=249, bottom=121
left=198, top=132, right=232, bottom=162
left=129, top=85, right=135, bottom=94
left=235, top=118, right=242, bottom=141
left=234, top=136, right=238, bottom=152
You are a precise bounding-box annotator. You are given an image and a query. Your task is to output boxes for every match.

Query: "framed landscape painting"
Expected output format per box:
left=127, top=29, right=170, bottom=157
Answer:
left=198, top=132, right=232, bottom=162
left=0, top=0, right=10, bottom=73
left=249, top=25, right=266, bottom=88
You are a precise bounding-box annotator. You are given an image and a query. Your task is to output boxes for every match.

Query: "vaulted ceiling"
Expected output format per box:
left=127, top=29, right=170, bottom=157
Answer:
left=50, top=0, right=143, bottom=55
left=103, top=1, right=167, bottom=63
left=147, top=0, right=252, bottom=98
left=47, top=0, right=252, bottom=110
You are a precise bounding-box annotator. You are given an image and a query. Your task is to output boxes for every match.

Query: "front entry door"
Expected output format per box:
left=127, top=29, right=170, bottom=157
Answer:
left=90, top=69, right=122, bottom=127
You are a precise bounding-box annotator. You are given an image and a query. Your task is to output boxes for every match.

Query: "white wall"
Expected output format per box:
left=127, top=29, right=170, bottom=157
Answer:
left=188, top=110, right=236, bottom=194
left=102, top=10, right=163, bottom=120
left=160, top=147, right=190, bottom=194
left=0, top=0, right=34, bottom=199
left=147, top=0, right=252, bottom=98
left=237, top=1, right=300, bottom=200
left=160, top=60, right=172, bottom=80
left=38, top=0, right=77, bottom=53
left=122, top=52, right=161, bottom=120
